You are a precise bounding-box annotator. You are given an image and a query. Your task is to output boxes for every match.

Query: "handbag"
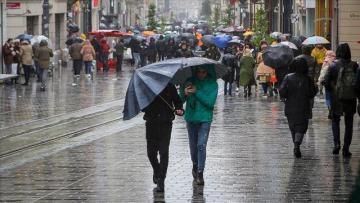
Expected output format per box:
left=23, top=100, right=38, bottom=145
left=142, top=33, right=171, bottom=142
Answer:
left=11, top=63, right=18, bottom=75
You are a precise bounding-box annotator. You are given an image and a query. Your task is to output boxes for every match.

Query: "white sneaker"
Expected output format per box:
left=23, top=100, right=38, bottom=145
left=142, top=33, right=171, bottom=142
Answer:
left=236, top=87, right=239, bottom=92
left=87, top=74, right=91, bottom=78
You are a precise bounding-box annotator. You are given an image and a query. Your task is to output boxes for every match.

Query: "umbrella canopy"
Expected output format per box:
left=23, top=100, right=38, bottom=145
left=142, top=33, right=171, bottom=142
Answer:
left=214, top=34, right=232, bottom=49
left=228, top=39, right=244, bottom=45
left=202, top=35, right=215, bottom=45
left=302, top=36, right=330, bottom=45
left=220, top=26, right=244, bottom=33
left=65, top=37, right=84, bottom=46
left=289, top=36, right=305, bottom=48
left=30, top=35, right=53, bottom=48
left=16, top=34, right=32, bottom=41
left=270, top=32, right=282, bottom=39
left=123, top=57, right=228, bottom=120
left=180, top=33, right=195, bottom=39
left=143, top=31, right=156, bottom=37
left=280, top=41, right=298, bottom=50
left=88, top=30, right=132, bottom=37
left=262, top=44, right=294, bottom=68
left=243, top=31, right=254, bottom=37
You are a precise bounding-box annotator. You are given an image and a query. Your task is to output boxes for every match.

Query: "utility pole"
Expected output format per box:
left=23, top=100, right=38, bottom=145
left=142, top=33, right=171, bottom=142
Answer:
left=42, top=0, right=50, bottom=37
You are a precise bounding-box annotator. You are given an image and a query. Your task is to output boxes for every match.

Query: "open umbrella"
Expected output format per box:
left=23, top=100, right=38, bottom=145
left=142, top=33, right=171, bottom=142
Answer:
left=180, top=33, right=195, bottom=39
left=202, top=35, right=215, bottom=45
left=16, top=34, right=32, bottom=42
left=214, top=34, right=232, bottom=49
left=31, top=35, right=53, bottom=49
left=302, top=36, right=329, bottom=45
left=123, top=57, right=228, bottom=120
left=143, top=31, right=156, bottom=37
left=280, top=41, right=298, bottom=50
left=228, top=39, right=244, bottom=45
left=270, top=32, right=282, bottom=39
left=243, top=31, right=254, bottom=37
left=262, top=44, right=294, bottom=68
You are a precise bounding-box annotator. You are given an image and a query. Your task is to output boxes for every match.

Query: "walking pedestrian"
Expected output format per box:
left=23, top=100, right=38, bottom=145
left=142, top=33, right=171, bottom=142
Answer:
left=12, top=40, right=21, bottom=84
left=311, top=44, right=327, bottom=83
left=100, top=39, right=110, bottom=73
left=256, top=42, right=272, bottom=96
left=140, top=39, right=148, bottom=67
left=324, top=43, right=359, bottom=157
left=69, top=41, right=83, bottom=78
left=114, top=39, right=125, bottom=77
left=239, top=48, right=256, bottom=97
left=2, top=38, right=15, bottom=80
left=147, top=38, right=157, bottom=64
left=318, top=50, right=336, bottom=119
left=222, top=54, right=237, bottom=96
left=19, top=40, right=33, bottom=86
left=279, top=57, right=318, bottom=158
left=156, top=35, right=166, bottom=61
left=176, top=42, right=194, bottom=58
left=34, top=40, right=53, bottom=91
left=204, top=44, right=221, bottom=61
left=80, top=40, right=96, bottom=78
left=143, top=84, right=184, bottom=192
left=165, top=39, right=177, bottom=59
left=32, top=42, right=41, bottom=82
left=90, top=37, right=101, bottom=71
left=129, top=37, right=141, bottom=68
left=180, top=65, right=218, bottom=185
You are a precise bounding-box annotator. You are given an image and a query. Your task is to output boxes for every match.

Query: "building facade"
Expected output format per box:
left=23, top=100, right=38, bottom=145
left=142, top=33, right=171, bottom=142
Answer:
left=0, top=0, right=6, bottom=73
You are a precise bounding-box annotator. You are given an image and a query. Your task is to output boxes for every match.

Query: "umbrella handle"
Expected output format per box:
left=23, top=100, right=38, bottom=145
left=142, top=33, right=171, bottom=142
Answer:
left=159, top=95, right=175, bottom=112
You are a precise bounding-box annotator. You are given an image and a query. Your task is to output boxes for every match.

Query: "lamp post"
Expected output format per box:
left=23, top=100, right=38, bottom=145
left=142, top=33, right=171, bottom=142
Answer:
left=42, top=0, right=50, bottom=37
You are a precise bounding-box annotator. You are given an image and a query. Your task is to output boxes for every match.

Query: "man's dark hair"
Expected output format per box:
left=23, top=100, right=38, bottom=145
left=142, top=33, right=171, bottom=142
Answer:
left=336, top=43, right=351, bottom=60
left=290, top=57, right=308, bottom=74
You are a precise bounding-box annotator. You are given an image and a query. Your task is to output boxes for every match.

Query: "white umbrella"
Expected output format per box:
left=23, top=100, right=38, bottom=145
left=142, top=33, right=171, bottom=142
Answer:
left=280, top=41, right=298, bottom=50
left=302, top=36, right=330, bottom=45
left=31, top=35, right=53, bottom=49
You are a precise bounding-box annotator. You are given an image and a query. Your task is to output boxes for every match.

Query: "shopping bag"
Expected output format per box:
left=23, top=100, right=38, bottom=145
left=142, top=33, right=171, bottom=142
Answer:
left=11, top=64, right=18, bottom=75
left=124, top=48, right=132, bottom=60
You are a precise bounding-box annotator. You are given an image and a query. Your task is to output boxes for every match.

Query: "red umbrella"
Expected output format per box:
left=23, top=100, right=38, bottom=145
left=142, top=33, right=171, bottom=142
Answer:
left=88, top=30, right=132, bottom=37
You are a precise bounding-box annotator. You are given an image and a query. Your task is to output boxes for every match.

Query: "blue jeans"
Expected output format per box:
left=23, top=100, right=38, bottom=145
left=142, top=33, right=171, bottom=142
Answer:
left=187, top=122, right=211, bottom=172
left=84, top=61, right=93, bottom=74
left=224, top=81, right=232, bottom=95
left=133, top=53, right=141, bottom=68
left=325, top=89, right=332, bottom=109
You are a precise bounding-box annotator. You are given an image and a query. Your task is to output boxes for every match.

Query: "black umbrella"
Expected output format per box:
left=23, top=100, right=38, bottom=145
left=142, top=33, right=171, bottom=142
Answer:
left=262, top=44, right=294, bottom=68
left=16, top=34, right=32, bottom=41
left=123, top=57, right=228, bottom=120
left=180, top=33, right=195, bottom=39
left=65, top=37, right=83, bottom=46
left=202, top=35, right=215, bottom=45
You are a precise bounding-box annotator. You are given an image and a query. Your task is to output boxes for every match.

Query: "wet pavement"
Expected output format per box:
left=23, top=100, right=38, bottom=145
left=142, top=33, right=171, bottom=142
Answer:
left=0, top=63, right=360, bottom=202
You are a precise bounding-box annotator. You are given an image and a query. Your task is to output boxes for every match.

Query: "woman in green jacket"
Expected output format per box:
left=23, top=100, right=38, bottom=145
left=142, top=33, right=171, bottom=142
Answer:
left=180, top=65, right=218, bottom=186
left=239, top=48, right=256, bottom=97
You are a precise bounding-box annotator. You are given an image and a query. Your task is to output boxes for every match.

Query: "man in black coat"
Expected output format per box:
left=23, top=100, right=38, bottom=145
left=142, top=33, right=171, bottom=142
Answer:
left=324, top=43, right=359, bottom=157
left=280, top=57, right=318, bottom=158
left=143, top=84, right=184, bottom=192
left=156, top=35, right=166, bottom=61
left=175, top=43, right=194, bottom=58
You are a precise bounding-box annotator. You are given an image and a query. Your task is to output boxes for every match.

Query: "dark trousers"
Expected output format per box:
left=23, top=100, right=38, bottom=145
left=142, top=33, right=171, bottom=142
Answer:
left=23, top=65, right=32, bottom=84
left=288, top=117, right=309, bottom=146
left=146, top=121, right=172, bottom=180
left=73, top=60, right=82, bottom=75
left=158, top=51, right=165, bottom=61
left=116, top=55, right=123, bottom=73
left=332, top=114, right=354, bottom=149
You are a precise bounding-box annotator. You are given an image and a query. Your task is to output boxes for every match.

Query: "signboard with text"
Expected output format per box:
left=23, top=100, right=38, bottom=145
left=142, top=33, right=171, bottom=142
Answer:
left=6, top=2, right=20, bottom=9
left=92, top=0, right=100, bottom=8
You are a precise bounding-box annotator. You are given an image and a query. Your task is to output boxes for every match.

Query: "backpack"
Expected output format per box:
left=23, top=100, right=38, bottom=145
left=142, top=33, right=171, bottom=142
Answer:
left=336, top=61, right=357, bottom=100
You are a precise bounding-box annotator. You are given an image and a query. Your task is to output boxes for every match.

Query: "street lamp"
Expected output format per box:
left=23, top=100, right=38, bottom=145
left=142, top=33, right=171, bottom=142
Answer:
left=42, top=0, right=50, bottom=37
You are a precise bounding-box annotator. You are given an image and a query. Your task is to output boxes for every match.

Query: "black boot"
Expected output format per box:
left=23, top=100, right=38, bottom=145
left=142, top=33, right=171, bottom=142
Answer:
left=192, top=164, right=197, bottom=180
left=332, top=144, right=340, bottom=155
left=294, top=145, right=301, bottom=158
left=156, top=179, right=165, bottom=192
left=342, top=147, right=352, bottom=157
left=196, top=171, right=204, bottom=185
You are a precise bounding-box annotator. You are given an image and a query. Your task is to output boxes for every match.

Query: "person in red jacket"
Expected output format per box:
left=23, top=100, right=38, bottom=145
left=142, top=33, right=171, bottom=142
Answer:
left=100, top=39, right=110, bottom=73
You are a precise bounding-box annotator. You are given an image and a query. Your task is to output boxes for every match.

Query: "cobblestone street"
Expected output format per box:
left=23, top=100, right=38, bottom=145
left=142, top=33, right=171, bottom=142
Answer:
left=0, top=65, right=359, bottom=202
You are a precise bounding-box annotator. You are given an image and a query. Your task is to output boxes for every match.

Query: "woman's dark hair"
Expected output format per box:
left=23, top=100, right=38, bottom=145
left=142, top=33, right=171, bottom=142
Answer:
left=290, top=57, right=308, bottom=74
left=40, top=40, right=48, bottom=47
left=7, top=38, right=13, bottom=43
left=301, top=45, right=313, bottom=55
left=336, top=43, right=351, bottom=60
left=259, top=40, right=268, bottom=47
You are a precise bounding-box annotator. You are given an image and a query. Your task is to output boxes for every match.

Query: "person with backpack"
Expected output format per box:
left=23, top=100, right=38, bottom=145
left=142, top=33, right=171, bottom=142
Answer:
left=324, top=43, right=359, bottom=157
left=279, top=58, right=318, bottom=158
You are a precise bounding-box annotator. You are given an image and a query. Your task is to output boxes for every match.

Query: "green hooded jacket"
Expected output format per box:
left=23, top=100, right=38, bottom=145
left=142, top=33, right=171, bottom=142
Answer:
left=180, top=64, right=219, bottom=123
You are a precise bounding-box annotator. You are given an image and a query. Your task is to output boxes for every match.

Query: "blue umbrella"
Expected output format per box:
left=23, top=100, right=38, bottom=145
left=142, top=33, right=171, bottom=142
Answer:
left=123, top=57, right=228, bottom=120
left=214, top=34, right=232, bottom=49
left=202, top=35, right=215, bottom=45
left=16, top=34, right=32, bottom=41
left=302, top=36, right=329, bottom=45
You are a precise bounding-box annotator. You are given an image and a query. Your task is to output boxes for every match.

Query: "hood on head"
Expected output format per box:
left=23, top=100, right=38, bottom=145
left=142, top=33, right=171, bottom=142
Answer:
left=191, top=64, right=216, bottom=80
left=290, top=57, right=308, bottom=74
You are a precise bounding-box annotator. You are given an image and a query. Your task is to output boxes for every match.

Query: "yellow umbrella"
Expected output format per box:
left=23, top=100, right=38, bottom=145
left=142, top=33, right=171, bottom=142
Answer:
left=243, top=31, right=254, bottom=37
left=143, top=31, right=156, bottom=37
left=80, top=33, right=87, bottom=40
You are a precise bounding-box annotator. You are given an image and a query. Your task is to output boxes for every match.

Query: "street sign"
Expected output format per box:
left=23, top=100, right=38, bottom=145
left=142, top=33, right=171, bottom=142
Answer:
left=6, top=2, right=20, bottom=9
left=93, top=0, right=100, bottom=8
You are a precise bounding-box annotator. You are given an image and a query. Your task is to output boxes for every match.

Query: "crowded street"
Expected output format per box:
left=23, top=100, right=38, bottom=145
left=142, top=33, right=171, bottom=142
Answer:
left=0, top=63, right=359, bottom=202
left=1, top=0, right=360, bottom=202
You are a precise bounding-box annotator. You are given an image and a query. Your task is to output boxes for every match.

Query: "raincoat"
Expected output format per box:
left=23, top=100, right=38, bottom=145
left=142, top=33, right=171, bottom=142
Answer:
left=239, top=52, right=256, bottom=86
left=311, top=47, right=327, bottom=65
left=180, top=65, right=218, bottom=123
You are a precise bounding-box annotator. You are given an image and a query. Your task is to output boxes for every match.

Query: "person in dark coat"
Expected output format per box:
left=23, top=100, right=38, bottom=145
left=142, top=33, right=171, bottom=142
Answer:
left=129, top=37, right=141, bottom=68
left=143, top=84, right=184, bottom=193
left=175, top=43, right=194, bottom=58
left=156, top=35, right=166, bottom=61
left=114, top=39, right=125, bottom=75
left=279, top=57, right=318, bottom=158
left=147, top=37, right=157, bottom=64
left=222, top=54, right=237, bottom=96
left=296, top=45, right=317, bottom=80
left=204, top=44, right=221, bottom=61
left=165, top=39, right=177, bottom=59
left=139, top=39, right=148, bottom=67
left=324, top=43, right=359, bottom=157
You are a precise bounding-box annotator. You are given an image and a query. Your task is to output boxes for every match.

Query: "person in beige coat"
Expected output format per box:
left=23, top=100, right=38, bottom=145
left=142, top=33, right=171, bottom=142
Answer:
left=20, top=40, right=33, bottom=85
left=34, top=40, right=53, bottom=91
left=80, top=40, right=95, bottom=78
